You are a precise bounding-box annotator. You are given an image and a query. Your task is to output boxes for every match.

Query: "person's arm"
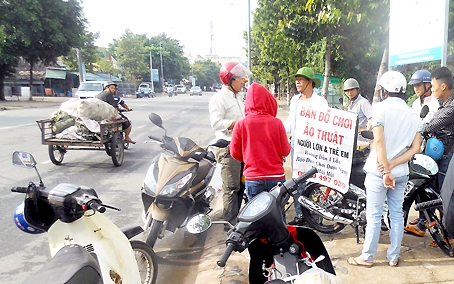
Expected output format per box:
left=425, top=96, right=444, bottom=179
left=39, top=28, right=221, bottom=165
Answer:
left=373, top=125, right=396, bottom=189
left=209, top=97, right=233, bottom=132
left=121, top=102, right=132, bottom=111
left=388, top=132, right=422, bottom=169
left=422, top=104, right=454, bottom=133
left=280, top=122, right=291, bottom=157
left=230, top=123, right=243, bottom=162
left=283, top=96, right=296, bottom=133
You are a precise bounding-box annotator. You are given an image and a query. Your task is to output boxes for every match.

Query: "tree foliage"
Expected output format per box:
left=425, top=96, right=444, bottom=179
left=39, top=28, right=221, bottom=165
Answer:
left=0, top=0, right=86, bottom=100
left=192, top=60, right=221, bottom=89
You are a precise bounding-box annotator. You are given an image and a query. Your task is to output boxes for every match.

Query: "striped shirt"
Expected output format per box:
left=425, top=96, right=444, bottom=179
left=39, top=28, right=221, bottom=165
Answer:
left=422, top=92, right=454, bottom=153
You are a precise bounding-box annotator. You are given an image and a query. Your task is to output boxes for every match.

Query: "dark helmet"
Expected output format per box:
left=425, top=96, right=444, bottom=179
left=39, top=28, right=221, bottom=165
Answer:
left=408, top=70, right=431, bottom=85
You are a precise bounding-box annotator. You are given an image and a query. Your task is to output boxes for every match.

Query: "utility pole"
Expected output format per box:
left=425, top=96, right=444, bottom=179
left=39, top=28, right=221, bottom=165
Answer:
left=160, top=41, right=164, bottom=91
left=149, top=51, right=154, bottom=92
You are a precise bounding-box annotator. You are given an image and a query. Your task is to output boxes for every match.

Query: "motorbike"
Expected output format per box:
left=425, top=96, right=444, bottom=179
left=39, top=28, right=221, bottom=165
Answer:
left=186, top=167, right=341, bottom=284
left=298, top=137, right=370, bottom=243
left=404, top=153, right=454, bottom=257
left=141, top=112, right=228, bottom=248
left=11, top=151, right=158, bottom=284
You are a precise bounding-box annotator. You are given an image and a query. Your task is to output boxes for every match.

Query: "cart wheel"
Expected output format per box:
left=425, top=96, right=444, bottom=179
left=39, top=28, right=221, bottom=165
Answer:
left=110, top=132, right=124, bottom=167
left=48, top=145, right=65, bottom=165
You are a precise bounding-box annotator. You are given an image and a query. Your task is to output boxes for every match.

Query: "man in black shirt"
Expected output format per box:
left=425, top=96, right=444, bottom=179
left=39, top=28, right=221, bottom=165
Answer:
left=97, top=82, right=135, bottom=144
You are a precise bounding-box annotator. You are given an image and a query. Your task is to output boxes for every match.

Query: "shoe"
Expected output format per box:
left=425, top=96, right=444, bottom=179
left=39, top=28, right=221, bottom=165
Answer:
left=404, top=225, right=426, bottom=237
left=288, top=216, right=306, bottom=226
left=409, top=218, right=420, bottom=225
left=429, top=238, right=454, bottom=247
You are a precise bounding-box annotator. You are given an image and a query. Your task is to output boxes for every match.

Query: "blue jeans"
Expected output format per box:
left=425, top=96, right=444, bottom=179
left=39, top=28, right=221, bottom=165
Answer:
left=245, top=179, right=286, bottom=200
left=361, top=174, right=408, bottom=264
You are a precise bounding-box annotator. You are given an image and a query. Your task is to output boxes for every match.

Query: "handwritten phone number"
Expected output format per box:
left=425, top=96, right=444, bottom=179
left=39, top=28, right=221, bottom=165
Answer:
left=297, top=171, right=345, bottom=189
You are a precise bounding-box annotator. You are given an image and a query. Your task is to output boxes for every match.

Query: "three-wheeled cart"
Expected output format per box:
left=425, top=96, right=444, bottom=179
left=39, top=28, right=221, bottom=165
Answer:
left=37, top=118, right=127, bottom=167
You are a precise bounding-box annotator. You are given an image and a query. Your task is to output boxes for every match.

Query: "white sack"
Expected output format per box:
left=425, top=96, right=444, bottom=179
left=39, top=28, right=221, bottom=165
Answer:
left=59, top=98, right=117, bottom=121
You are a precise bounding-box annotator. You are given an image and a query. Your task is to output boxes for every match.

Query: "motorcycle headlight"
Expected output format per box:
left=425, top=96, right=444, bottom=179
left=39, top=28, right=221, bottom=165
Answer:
left=239, top=192, right=272, bottom=221
left=160, top=172, right=193, bottom=198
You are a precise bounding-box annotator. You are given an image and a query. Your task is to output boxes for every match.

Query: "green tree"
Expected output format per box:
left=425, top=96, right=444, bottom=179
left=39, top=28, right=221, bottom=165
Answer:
left=0, top=0, right=86, bottom=101
left=192, top=60, right=221, bottom=89
left=62, top=31, right=100, bottom=72
left=113, top=30, right=149, bottom=82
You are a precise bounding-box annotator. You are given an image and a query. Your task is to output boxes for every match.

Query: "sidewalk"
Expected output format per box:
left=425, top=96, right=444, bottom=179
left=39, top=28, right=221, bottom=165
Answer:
left=195, top=98, right=454, bottom=284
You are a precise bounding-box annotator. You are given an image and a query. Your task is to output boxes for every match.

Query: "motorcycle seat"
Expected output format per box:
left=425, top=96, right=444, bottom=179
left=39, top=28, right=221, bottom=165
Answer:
left=23, top=244, right=102, bottom=284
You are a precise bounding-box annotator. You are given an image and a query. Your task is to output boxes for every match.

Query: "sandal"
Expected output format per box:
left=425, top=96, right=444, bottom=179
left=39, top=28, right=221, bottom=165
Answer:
left=389, top=259, right=399, bottom=267
left=409, top=218, right=419, bottom=225
left=347, top=256, right=373, bottom=268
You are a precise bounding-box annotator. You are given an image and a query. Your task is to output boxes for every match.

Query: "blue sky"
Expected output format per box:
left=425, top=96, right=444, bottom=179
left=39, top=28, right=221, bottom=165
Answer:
left=82, top=0, right=257, bottom=60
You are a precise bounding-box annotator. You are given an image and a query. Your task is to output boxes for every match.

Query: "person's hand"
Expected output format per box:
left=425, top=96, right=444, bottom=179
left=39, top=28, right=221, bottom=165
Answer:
left=383, top=173, right=395, bottom=189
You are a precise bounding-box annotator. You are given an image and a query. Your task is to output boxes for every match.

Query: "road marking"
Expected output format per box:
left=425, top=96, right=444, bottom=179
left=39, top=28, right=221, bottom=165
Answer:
left=138, top=125, right=146, bottom=129
left=0, top=123, right=35, bottom=131
left=41, top=160, right=51, bottom=165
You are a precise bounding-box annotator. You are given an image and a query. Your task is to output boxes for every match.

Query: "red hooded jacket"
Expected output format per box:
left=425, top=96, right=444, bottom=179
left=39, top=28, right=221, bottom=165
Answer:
left=230, top=83, right=291, bottom=180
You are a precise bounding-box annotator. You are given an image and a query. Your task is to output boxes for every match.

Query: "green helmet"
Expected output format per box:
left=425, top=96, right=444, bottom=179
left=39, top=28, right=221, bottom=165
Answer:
left=343, top=78, right=360, bottom=91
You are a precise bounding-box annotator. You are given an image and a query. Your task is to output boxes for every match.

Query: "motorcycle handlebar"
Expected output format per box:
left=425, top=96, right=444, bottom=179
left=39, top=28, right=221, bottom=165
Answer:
left=414, top=198, right=442, bottom=211
left=283, top=167, right=318, bottom=190
left=11, top=186, right=28, bottom=193
left=88, top=200, right=106, bottom=213
left=217, top=242, right=235, bottom=267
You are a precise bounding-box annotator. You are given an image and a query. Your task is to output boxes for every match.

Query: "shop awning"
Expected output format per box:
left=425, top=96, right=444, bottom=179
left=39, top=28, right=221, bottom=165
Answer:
left=45, top=69, right=67, bottom=80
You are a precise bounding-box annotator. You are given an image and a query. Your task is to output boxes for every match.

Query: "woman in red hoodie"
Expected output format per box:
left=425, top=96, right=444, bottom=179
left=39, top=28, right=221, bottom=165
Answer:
left=230, top=83, right=291, bottom=200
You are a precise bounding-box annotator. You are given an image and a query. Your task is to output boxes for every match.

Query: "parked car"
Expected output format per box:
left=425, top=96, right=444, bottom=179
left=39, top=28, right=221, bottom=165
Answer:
left=136, top=82, right=155, bottom=98
left=75, top=81, right=108, bottom=99
left=175, top=85, right=186, bottom=94
left=189, top=86, right=202, bottom=96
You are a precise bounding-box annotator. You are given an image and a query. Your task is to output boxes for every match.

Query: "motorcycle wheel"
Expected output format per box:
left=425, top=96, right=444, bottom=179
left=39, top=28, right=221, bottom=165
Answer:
left=110, top=132, right=124, bottom=167
left=146, top=219, right=164, bottom=248
left=130, top=240, right=158, bottom=284
left=301, top=183, right=346, bottom=234
left=425, top=209, right=454, bottom=257
left=48, top=145, right=65, bottom=165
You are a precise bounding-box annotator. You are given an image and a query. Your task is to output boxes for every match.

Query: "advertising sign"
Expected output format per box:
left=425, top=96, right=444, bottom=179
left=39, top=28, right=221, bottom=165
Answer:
left=152, top=69, right=159, bottom=82
left=293, top=106, right=358, bottom=194
left=389, top=0, right=448, bottom=66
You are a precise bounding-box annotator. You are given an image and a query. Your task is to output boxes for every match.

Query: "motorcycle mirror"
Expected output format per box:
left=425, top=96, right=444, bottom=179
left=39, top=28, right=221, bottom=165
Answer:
left=12, top=151, right=37, bottom=169
left=420, top=105, right=429, bottom=119
left=148, top=113, right=165, bottom=130
left=210, top=139, right=230, bottom=148
left=186, top=213, right=212, bottom=234
left=360, top=130, right=374, bottom=140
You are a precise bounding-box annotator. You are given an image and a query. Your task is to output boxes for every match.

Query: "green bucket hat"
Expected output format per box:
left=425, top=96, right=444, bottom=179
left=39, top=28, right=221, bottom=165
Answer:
left=291, top=67, right=321, bottom=88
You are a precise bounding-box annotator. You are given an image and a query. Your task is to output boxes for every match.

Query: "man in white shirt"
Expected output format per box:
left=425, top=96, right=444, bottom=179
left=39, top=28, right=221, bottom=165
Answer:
left=283, top=66, right=328, bottom=225
left=408, top=69, right=440, bottom=123
left=209, top=62, right=251, bottom=225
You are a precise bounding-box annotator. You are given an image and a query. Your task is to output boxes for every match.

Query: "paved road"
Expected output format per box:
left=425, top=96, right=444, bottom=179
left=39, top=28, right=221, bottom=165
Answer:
left=0, top=93, right=217, bottom=284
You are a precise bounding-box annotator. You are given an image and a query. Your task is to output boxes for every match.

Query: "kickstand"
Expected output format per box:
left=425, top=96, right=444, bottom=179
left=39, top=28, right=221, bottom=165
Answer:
left=355, top=225, right=361, bottom=244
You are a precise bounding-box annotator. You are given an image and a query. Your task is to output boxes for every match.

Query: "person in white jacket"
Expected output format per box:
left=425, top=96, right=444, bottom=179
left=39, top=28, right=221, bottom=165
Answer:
left=283, top=66, right=328, bottom=225
left=408, top=69, right=440, bottom=123
left=209, top=62, right=251, bottom=226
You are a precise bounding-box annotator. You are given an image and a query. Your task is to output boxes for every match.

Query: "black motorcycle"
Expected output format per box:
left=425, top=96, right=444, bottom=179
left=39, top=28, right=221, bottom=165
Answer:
left=187, top=167, right=341, bottom=284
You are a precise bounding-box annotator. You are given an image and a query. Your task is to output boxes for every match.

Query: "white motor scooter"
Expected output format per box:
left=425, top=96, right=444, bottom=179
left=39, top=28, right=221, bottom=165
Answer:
left=11, top=151, right=157, bottom=284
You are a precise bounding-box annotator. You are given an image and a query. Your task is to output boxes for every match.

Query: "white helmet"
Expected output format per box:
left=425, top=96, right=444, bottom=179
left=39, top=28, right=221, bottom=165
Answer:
left=378, top=71, right=406, bottom=94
